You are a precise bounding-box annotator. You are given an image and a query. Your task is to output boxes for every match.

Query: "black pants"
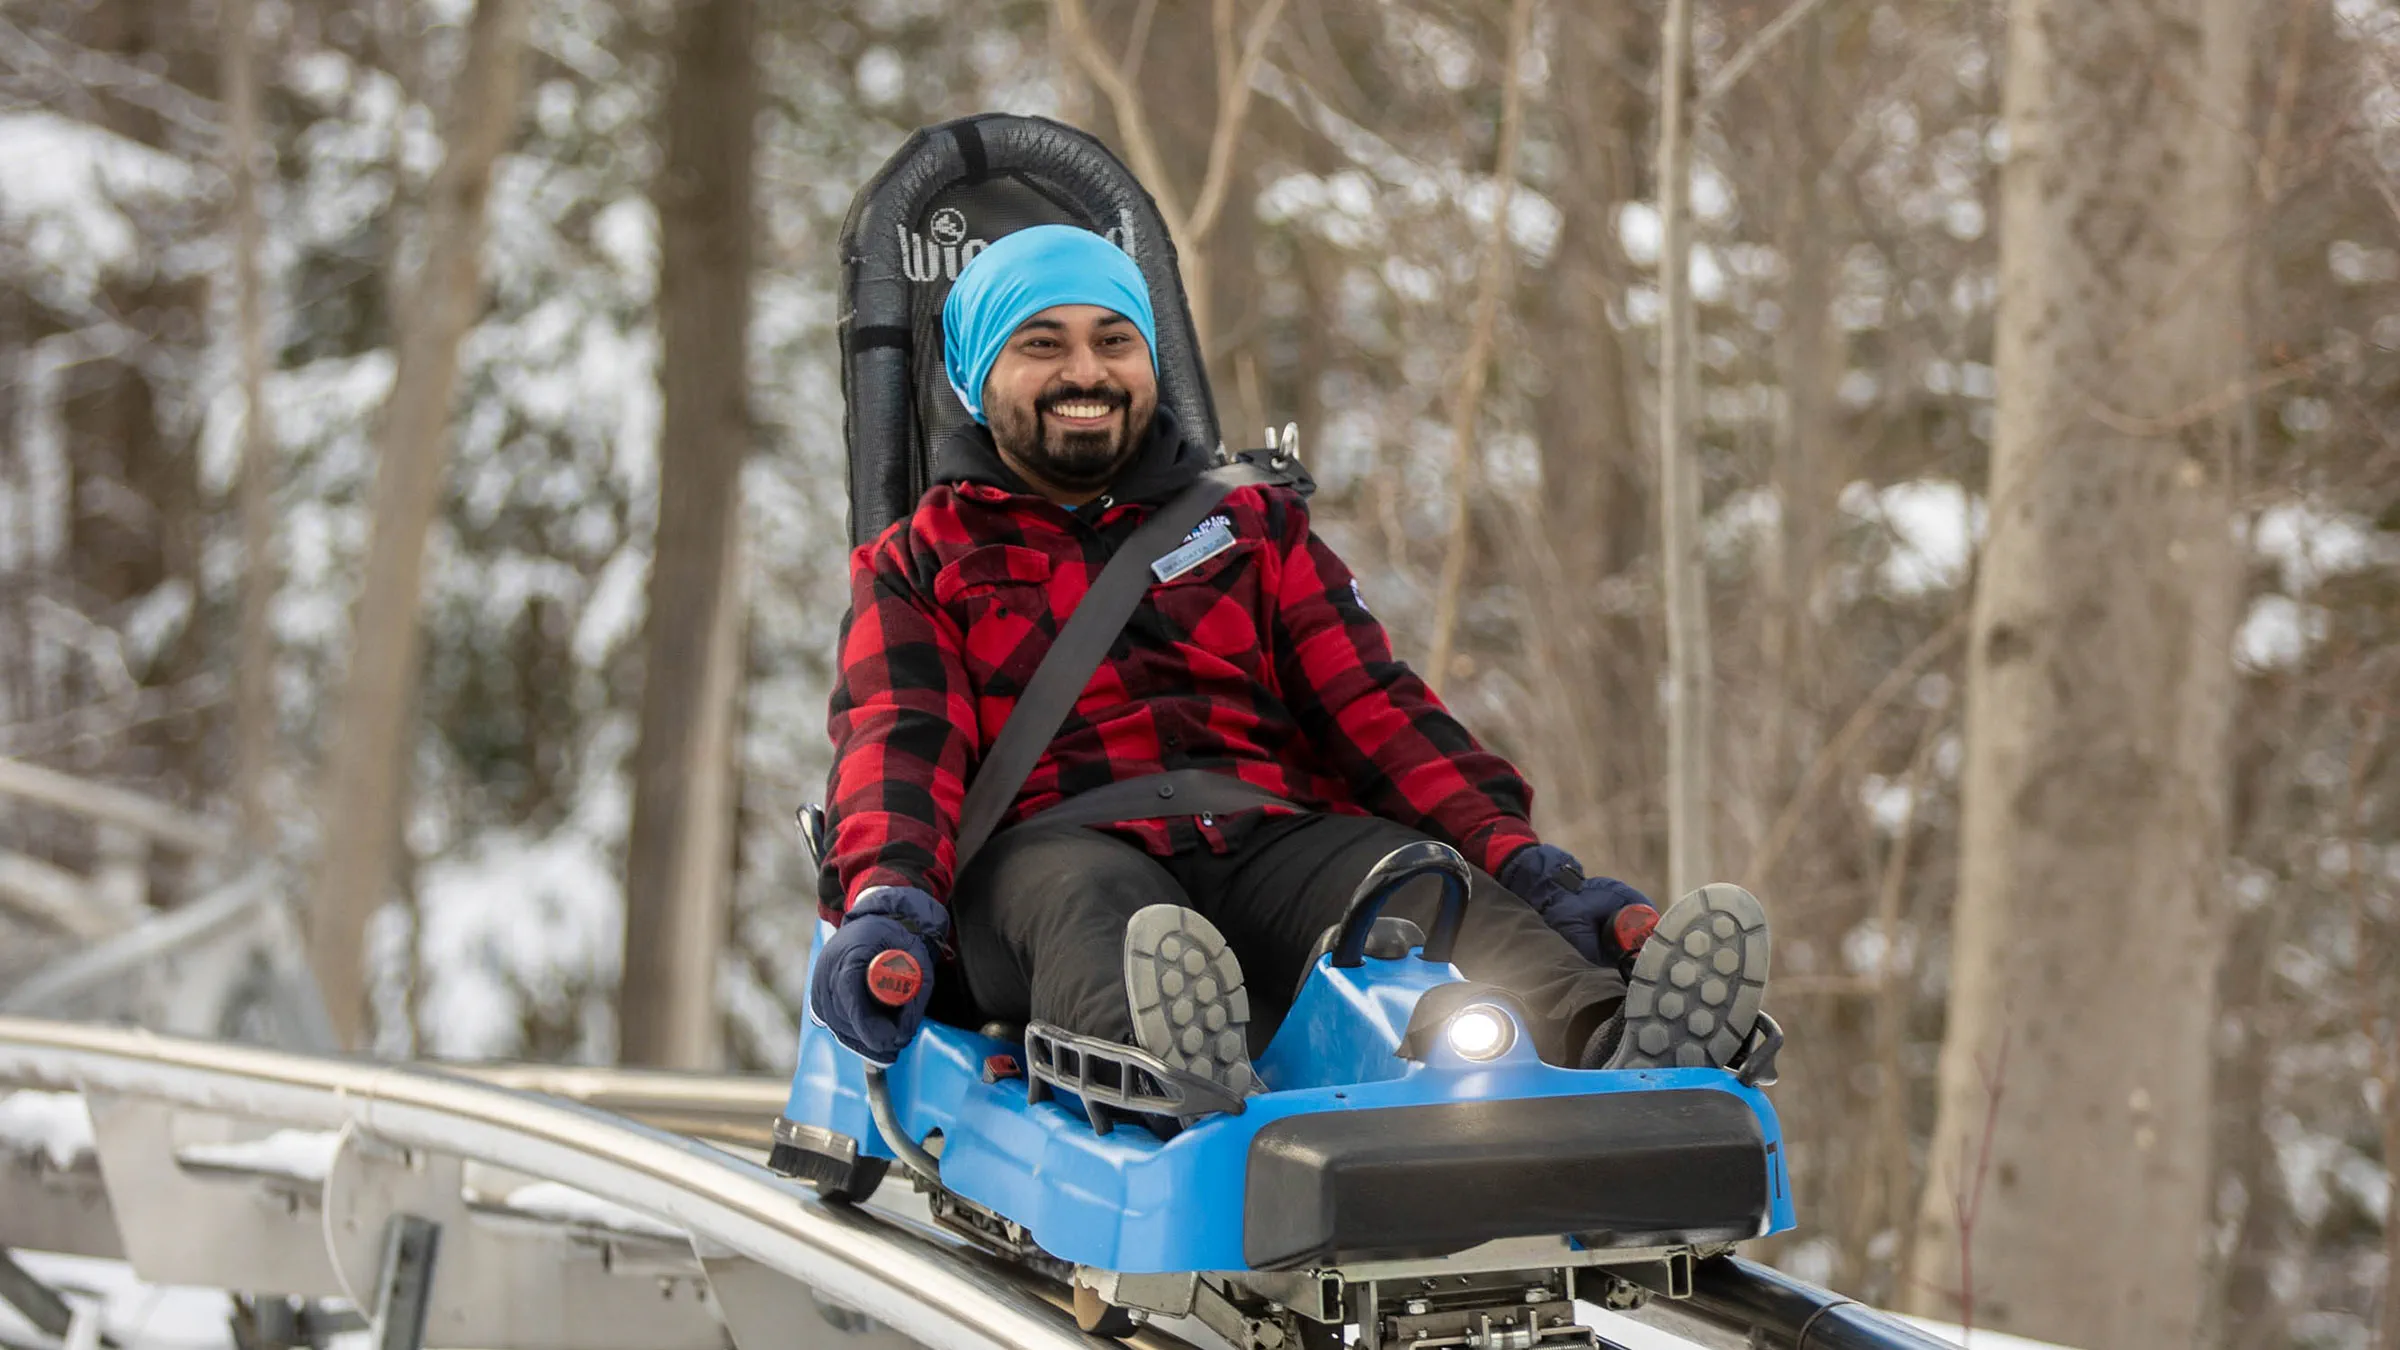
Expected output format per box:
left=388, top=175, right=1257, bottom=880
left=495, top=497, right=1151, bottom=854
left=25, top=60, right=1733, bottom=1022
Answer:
left=942, top=812, right=1626, bottom=1065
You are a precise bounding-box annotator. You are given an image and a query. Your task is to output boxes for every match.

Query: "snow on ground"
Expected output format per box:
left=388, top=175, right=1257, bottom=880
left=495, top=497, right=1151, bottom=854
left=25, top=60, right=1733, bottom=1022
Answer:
left=1898, top=1317, right=2078, bottom=1349
left=2250, top=501, right=2393, bottom=592
left=0, top=112, right=201, bottom=306
left=0, top=1090, right=94, bottom=1169
left=175, top=1128, right=343, bottom=1183
left=0, top=1252, right=236, bottom=1350
left=2236, top=500, right=2397, bottom=670
left=1581, top=1303, right=1739, bottom=1349
left=1583, top=1305, right=2073, bottom=1350
left=414, top=821, right=624, bottom=1061
left=1841, top=479, right=1986, bottom=595
left=2237, top=592, right=2327, bottom=670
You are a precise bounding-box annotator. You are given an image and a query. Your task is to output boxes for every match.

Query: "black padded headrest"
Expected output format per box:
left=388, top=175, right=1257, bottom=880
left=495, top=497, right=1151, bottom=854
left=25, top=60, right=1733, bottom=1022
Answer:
left=837, top=113, right=1221, bottom=547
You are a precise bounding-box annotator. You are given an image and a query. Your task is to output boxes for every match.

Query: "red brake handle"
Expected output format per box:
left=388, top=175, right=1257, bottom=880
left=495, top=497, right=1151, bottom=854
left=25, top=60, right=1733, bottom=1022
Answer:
left=865, top=949, right=925, bottom=1007
left=1612, top=904, right=1660, bottom=955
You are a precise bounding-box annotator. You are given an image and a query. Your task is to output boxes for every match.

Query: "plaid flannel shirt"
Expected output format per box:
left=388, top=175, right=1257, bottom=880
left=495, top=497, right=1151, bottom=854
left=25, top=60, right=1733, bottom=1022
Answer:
left=821, top=412, right=1542, bottom=914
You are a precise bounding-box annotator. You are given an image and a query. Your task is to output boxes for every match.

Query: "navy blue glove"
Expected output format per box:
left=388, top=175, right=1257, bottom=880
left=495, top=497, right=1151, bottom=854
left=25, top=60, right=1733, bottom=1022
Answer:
left=1499, top=844, right=1658, bottom=968
left=811, top=885, right=947, bottom=1065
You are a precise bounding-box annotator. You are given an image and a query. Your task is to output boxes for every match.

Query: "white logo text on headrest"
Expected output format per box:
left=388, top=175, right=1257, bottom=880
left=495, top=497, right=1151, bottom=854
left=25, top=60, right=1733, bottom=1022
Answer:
left=899, top=209, right=1142, bottom=283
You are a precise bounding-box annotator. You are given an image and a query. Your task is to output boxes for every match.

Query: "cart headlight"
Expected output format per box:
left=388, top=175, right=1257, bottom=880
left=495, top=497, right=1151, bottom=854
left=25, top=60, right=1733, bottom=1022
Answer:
left=1445, top=1004, right=1515, bottom=1061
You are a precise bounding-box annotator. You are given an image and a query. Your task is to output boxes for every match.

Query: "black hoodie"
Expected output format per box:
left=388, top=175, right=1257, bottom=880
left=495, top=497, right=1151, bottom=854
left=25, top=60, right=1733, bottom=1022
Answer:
left=928, top=405, right=1209, bottom=511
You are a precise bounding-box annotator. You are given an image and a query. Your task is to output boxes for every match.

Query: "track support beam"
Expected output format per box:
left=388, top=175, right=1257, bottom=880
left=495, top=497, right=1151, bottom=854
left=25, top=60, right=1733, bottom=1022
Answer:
left=371, top=1215, right=441, bottom=1350
left=0, top=1247, right=74, bottom=1340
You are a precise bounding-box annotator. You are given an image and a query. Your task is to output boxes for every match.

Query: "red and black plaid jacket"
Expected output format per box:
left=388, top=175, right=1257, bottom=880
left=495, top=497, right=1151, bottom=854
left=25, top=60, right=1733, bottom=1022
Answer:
left=821, top=411, right=1542, bottom=914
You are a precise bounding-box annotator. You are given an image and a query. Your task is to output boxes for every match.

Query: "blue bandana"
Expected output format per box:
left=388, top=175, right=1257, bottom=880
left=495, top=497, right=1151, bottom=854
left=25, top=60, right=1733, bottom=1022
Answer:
left=940, top=224, right=1158, bottom=424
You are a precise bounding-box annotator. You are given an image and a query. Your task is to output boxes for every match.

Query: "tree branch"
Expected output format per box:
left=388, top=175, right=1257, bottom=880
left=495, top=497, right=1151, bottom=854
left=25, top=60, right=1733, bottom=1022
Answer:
left=2080, top=348, right=2336, bottom=437
left=1054, top=0, right=1187, bottom=231
left=1656, top=0, right=1712, bottom=894
left=1742, top=605, right=1971, bottom=887
left=1185, top=0, right=1289, bottom=245
left=1119, top=0, right=1159, bottom=86
left=1869, top=691, right=1952, bottom=1296
left=224, top=0, right=281, bottom=851
left=1701, top=0, right=1840, bottom=107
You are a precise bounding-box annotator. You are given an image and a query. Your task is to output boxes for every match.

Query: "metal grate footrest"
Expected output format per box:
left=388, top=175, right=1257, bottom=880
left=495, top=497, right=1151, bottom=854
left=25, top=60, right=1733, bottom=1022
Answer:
left=1022, top=1021, right=1246, bottom=1135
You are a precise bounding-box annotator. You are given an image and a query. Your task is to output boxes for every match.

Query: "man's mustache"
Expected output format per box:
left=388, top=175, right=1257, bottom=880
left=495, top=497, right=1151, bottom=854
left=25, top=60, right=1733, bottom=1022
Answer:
left=1037, top=385, right=1129, bottom=414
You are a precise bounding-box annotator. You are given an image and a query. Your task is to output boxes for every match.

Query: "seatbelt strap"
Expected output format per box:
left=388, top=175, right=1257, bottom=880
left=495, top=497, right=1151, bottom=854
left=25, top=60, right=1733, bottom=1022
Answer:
left=950, top=462, right=1278, bottom=871
left=1009, top=769, right=1298, bottom=834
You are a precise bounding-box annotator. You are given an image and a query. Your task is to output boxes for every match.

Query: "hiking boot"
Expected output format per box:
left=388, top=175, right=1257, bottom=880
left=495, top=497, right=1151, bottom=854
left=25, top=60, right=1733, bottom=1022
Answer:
left=1124, top=905, right=1258, bottom=1098
left=1601, top=883, right=1772, bottom=1071
left=1578, top=1008, right=1627, bottom=1070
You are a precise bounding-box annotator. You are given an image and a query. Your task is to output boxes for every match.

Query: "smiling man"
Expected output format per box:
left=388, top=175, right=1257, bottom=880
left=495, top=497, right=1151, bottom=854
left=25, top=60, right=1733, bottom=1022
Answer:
left=973, top=307, right=1155, bottom=500
left=811, top=224, right=1772, bottom=1101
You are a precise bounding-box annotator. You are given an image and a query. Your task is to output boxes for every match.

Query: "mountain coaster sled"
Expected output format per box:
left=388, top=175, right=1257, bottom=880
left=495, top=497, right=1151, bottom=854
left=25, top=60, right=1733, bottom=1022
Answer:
left=772, top=112, right=1794, bottom=1350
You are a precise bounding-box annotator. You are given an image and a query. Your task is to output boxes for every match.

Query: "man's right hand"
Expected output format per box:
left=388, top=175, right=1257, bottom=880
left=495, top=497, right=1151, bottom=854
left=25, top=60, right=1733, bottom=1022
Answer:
left=811, top=885, right=947, bottom=1064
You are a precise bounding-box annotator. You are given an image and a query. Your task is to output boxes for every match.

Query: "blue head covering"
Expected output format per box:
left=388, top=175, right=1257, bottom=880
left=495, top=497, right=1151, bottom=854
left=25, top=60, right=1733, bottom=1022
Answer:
left=941, top=224, right=1159, bottom=424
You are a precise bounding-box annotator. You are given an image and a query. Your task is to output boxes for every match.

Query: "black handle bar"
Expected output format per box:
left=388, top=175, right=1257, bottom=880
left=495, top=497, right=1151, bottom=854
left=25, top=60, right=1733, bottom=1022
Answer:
left=1328, top=841, right=1472, bottom=968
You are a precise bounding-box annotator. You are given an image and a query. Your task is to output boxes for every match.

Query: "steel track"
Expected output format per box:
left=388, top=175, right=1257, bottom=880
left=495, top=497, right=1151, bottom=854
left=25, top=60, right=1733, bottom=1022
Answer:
left=0, top=1016, right=1172, bottom=1350
left=0, top=1017, right=1956, bottom=1350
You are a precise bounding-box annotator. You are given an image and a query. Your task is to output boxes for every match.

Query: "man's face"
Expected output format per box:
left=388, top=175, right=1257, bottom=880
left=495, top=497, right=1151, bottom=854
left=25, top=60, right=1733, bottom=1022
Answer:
left=981, top=304, right=1158, bottom=498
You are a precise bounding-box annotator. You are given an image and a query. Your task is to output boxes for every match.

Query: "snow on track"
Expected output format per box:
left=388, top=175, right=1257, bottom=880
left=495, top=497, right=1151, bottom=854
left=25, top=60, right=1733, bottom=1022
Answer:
left=0, top=1090, right=94, bottom=1169
left=496, top=1179, right=684, bottom=1240
left=175, top=1128, right=343, bottom=1183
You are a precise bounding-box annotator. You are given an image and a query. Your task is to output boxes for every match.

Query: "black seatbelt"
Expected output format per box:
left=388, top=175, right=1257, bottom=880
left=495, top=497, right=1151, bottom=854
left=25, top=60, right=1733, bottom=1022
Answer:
left=950, top=461, right=1287, bottom=871
left=1009, top=768, right=1297, bottom=834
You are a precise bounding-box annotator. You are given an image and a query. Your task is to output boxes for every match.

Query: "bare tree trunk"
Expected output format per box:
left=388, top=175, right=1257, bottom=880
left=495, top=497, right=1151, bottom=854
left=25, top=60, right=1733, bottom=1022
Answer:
left=1423, top=0, right=1533, bottom=688
left=1654, top=0, right=1711, bottom=898
left=1904, top=0, right=2255, bottom=1341
left=1853, top=695, right=1948, bottom=1297
left=1759, top=20, right=1838, bottom=841
left=2383, top=1050, right=2400, bottom=1350
left=1748, top=13, right=1879, bottom=1297
left=310, top=0, right=530, bottom=1049
left=1512, top=5, right=1658, bottom=875
left=222, top=0, right=276, bottom=852
left=617, top=0, right=758, bottom=1071
left=2351, top=714, right=2400, bottom=1350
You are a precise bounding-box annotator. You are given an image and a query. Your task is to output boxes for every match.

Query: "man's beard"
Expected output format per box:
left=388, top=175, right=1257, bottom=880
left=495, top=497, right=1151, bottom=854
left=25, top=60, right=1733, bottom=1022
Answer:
left=989, top=383, right=1156, bottom=493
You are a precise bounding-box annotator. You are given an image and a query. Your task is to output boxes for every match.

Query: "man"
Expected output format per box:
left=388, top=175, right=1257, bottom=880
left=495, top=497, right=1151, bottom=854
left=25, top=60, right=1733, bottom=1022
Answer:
left=813, top=224, right=1769, bottom=1096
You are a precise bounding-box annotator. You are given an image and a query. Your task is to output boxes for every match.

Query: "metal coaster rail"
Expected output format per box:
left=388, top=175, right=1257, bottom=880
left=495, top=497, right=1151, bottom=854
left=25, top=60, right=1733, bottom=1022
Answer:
left=0, top=1016, right=1138, bottom=1350
left=0, top=1016, right=1956, bottom=1350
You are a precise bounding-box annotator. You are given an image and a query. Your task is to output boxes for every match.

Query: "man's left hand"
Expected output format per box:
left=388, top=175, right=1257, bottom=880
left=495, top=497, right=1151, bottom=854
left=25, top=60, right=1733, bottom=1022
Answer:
left=1500, top=844, right=1659, bottom=969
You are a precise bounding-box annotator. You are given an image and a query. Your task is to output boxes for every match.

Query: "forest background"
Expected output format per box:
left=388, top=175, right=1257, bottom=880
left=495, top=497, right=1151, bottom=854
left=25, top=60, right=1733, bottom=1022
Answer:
left=0, top=0, right=2394, bottom=1347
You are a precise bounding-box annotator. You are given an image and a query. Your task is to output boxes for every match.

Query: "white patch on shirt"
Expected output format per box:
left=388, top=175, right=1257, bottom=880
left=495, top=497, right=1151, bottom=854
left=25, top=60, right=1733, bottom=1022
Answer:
left=1350, top=577, right=1370, bottom=612
left=1185, top=513, right=1232, bottom=543
left=1152, top=516, right=1238, bottom=582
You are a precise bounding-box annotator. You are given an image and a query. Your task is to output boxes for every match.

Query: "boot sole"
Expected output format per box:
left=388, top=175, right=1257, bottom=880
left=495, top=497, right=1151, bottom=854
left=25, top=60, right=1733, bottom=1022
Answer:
left=1607, top=883, right=1772, bottom=1071
left=1124, top=905, right=1257, bottom=1097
